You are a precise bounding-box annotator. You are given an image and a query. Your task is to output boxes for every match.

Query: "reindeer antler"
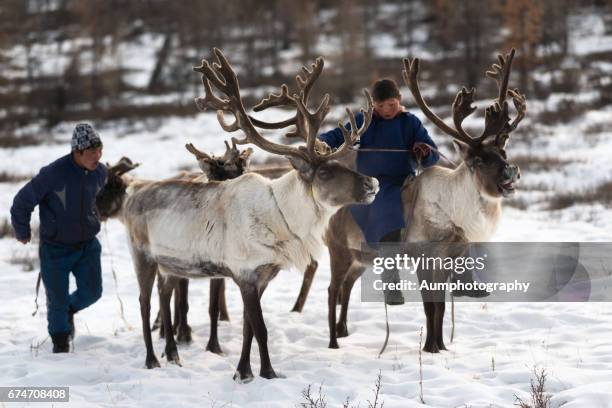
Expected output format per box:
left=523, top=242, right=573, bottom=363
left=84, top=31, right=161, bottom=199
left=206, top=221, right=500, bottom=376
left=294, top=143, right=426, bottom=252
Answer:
left=403, top=48, right=525, bottom=149
left=194, top=48, right=372, bottom=163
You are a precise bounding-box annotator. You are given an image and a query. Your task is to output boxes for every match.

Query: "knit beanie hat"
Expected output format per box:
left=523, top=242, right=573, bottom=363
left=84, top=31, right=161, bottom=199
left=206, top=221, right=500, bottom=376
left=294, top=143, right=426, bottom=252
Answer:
left=71, top=123, right=102, bottom=151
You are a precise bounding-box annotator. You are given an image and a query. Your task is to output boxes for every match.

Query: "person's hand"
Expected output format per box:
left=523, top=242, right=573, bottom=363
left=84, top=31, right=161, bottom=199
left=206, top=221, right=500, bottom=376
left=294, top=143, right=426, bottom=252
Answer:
left=18, top=237, right=30, bottom=245
left=412, top=143, right=432, bottom=160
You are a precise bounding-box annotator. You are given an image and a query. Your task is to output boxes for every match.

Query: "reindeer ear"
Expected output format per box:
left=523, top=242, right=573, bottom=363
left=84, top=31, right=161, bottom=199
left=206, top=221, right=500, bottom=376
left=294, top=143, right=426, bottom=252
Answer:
left=197, top=159, right=215, bottom=176
left=452, top=140, right=472, bottom=162
left=287, top=156, right=314, bottom=180
left=239, top=148, right=253, bottom=166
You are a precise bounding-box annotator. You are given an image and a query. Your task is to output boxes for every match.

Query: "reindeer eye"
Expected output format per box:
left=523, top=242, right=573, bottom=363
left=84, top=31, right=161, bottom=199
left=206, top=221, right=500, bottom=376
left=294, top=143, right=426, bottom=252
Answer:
left=318, top=169, right=331, bottom=180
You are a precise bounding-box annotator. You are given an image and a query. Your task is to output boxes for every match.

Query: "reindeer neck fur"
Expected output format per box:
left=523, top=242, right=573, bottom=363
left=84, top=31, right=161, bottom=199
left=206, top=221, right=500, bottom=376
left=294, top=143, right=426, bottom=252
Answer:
left=419, top=163, right=501, bottom=242
left=269, top=170, right=336, bottom=268
left=446, top=163, right=502, bottom=241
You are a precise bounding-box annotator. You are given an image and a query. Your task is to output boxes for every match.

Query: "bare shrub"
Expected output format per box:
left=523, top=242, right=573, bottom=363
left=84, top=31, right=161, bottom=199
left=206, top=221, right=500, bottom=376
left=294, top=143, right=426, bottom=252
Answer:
left=0, top=218, right=14, bottom=239
left=510, top=155, right=576, bottom=173
left=299, top=373, right=385, bottom=408
left=514, top=367, right=551, bottom=408
left=0, top=133, right=44, bottom=148
left=9, top=250, right=39, bottom=272
left=549, top=180, right=612, bottom=210
left=537, top=99, right=590, bottom=125
left=0, top=172, right=32, bottom=183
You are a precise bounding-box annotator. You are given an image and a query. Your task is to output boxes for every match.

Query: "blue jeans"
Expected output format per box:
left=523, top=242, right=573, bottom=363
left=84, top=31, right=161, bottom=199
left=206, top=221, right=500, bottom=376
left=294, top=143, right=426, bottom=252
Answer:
left=40, top=238, right=102, bottom=336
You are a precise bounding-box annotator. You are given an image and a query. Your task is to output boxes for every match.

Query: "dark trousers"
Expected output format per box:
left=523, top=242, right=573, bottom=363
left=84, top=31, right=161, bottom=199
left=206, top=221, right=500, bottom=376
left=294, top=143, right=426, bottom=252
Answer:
left=39, top=238, right=102, bottom=336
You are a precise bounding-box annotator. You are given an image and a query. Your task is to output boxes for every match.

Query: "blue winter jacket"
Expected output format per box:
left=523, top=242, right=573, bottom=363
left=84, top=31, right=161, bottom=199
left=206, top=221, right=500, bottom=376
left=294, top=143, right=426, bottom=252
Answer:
left=319, top=111, right=439, bottom=244
left=11, top=154, right=107, bottom=246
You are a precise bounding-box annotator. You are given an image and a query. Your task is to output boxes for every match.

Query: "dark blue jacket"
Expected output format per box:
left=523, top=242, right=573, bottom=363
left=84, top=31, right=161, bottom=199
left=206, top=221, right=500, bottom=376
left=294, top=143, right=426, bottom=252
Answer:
left=319, top=111, right=439, bottom=244
left=11, top=154, right=107, bottom=246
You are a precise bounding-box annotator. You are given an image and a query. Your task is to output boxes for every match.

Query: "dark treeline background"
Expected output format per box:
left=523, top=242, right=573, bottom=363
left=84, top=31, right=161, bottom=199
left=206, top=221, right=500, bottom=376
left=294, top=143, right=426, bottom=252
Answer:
left=1, top=0, right=611, bottom=138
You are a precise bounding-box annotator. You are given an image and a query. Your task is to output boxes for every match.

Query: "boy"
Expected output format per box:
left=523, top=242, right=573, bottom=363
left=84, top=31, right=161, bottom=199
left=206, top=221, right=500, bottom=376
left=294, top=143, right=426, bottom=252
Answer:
left=319, top=79, right=486, bottom=303
left=11, top=123, right=107, bottom=352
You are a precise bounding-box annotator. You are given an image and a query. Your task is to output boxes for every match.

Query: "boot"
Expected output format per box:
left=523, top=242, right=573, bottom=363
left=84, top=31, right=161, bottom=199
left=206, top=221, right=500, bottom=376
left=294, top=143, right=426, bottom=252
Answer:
left=381, top=268, right=405, bottom=305
left=52, top=333, right=70, bottom=353
left=451, top=269, right=490, bottom=298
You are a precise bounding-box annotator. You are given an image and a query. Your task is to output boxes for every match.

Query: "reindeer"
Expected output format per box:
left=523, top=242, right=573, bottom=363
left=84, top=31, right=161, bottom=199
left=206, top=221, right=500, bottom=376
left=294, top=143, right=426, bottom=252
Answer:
left=154, top=142, right=323, bottom=349
left=95, top=147, right=249, bottom=353
left=100, top=146, right=318, bottom=356
left=123, top=48, right=378, bottom=381
left=324, top=49, right=525, bottom=352
left=151, top=141, right=252, bottom=351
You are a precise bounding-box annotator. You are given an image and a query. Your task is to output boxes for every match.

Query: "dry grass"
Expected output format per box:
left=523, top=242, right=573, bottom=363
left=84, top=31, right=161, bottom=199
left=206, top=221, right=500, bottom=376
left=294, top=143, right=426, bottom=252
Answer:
left=548, top=180, right=612, bottom=210
left=0, top=171, right=32, bottom=183
left=0, top=218, right=14, bottom=239
left=9, top=251, right=38, bottom=272
left=536, top=99, right=591, bottom=125
left=0, top=133, right=45, bottom=148
left=511, top=155, right=576, bottom=174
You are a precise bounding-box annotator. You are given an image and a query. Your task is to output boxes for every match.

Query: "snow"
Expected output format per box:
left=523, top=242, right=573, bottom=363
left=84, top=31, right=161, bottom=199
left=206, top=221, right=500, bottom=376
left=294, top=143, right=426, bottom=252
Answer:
left=2, top=7, right=612, bottom=408
left=1, top=108, right=612, bottom=407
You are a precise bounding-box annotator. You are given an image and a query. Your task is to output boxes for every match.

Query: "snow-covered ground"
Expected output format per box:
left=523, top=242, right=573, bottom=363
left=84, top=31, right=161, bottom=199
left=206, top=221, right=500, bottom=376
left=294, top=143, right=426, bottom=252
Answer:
left=2, top=8, right=612, bottom=406
left=1, top=104, right=611, bottom=408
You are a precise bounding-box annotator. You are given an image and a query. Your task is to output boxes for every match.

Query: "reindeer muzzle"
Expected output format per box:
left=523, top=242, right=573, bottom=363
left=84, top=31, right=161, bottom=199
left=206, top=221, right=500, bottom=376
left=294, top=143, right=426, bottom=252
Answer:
left=499, top=164, right=520, bottom=197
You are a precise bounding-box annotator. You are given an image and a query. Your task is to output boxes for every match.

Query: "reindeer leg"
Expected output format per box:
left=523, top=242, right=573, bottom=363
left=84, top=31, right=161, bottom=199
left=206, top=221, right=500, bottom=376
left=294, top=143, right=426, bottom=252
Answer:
left=234, top=308, right=254, bottom=383
left=336, top=264, right=365, bottom=338
left=172, top=284, right=180, bottom=335
left=152, top=273, right=164, bottom=338
left=328, top=249, right=352, bottom=349
left=422, top=300, right=439, bottom=353
left=176, top=278, right=192, bottom=344
left=207, top=278, right=223, bottom=354
left=235, top=278, right=277, bottom=381
left=240, top=281, right=277, bottom=380
left=134, top=251, right=160, bottom=369
left=434, top=300, right=447, bottom=351
left=217, top=279, right=230, bottom=321
left=159, top=274, right=181, bottom=365
left=291, top=260, right=317, bottom=313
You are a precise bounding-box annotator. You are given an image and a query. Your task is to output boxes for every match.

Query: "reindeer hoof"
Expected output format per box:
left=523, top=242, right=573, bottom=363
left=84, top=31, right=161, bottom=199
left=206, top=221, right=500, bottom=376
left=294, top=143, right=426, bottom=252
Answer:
left=164, top=348, right=181, bottom=365
left=233, top=369, right=254, bottom=383
left=260, top=368, right=279, bottom=379
left=145, top=356, right=161, bottom=369
left=422, top=343, right=440, bottom=353
left=219, top=310, right=230, bottom=322
left=177, top=328, right=193, bottom=344
left=206, top=340, right=223, bottom=355
left=328, top=340, right=339, bottom=349
left=336, top=322, right=349, bottom=338
left=437, top=343, right=448, bottom=351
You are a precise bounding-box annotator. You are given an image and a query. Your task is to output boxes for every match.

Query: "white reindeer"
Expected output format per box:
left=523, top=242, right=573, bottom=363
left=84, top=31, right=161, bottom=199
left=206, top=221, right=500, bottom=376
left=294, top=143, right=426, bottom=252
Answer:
left=122, top=49, right=379, bottom=382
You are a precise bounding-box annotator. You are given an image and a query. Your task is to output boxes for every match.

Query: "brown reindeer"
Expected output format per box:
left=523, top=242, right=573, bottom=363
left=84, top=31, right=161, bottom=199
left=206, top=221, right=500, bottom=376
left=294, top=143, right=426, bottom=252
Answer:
left=324, top=49, right=525, bottom=351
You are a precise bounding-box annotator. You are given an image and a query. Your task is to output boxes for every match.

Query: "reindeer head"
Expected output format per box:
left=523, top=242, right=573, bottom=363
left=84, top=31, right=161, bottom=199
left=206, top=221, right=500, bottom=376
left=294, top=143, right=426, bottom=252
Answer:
left=96, top=157, right=140, bottom=220
left=404, top=49, right=525, bottom=198
left=192, top=48, right=379, bottom=208
left=185, top=140, right=252, bottom=181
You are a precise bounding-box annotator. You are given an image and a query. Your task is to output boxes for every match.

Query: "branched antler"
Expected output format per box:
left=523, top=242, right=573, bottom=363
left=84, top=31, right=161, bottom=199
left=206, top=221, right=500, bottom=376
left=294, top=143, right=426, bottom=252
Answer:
left=403, top=48, right=526, bottom=149
left=193, top=48, right=372, bottom=164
